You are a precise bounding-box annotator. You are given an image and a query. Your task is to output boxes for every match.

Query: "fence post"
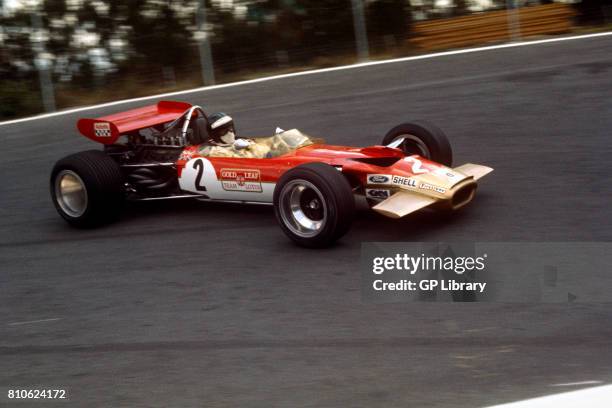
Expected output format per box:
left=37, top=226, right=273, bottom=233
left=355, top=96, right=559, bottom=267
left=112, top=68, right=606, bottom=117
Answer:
left=30, top=11, right=56, bottom=112
left=351, top=0, right=370, bottom=61
left=506, top=0, right=522, bottom=41
left=196, top=0, right=216, bottom=86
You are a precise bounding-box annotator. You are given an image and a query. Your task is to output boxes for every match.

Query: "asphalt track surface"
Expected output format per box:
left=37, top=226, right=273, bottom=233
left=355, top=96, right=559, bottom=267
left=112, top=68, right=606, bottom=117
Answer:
left=1, top=35, right=612, bottom=407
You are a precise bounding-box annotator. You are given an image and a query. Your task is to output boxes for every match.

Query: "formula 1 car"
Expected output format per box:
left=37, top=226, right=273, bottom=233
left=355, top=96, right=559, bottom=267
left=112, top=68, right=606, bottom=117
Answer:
left=50, top=100, right=492, bottom=247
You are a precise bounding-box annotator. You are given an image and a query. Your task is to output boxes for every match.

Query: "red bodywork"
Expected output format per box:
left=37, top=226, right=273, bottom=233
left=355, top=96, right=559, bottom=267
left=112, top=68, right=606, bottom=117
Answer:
left=177, top=143, right=445, bottom=186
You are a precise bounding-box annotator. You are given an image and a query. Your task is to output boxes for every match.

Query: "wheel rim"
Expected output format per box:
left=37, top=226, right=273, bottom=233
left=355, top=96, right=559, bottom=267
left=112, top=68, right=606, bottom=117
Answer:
left=55, top=170, right=88, bottom=218
left=278, top=179, right=327, bottom=238
left=392, top=134, right=431, bottom=158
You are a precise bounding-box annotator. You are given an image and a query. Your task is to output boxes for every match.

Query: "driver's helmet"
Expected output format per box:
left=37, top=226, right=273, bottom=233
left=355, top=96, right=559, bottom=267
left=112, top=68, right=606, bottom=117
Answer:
left=208, top=112, right=236, bottom=144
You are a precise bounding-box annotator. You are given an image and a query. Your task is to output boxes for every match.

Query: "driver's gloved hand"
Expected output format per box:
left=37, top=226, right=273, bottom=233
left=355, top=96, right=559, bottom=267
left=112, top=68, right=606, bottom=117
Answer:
left=233, top=139, right=251, bottom=150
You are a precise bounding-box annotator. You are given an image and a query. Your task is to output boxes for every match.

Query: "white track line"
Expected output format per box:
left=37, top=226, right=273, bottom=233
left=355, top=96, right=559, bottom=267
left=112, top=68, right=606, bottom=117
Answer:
left=7, top=318, right=62, bottom=326
left=551, top=380, right=603, bottom=387
left=484, top=384, right=612, bottom=408
left=1, top=31, right=611, bottom=127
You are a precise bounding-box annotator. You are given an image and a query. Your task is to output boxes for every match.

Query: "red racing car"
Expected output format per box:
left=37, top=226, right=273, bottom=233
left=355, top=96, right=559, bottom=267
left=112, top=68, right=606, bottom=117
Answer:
left=50, top=100, right=492, bottom=247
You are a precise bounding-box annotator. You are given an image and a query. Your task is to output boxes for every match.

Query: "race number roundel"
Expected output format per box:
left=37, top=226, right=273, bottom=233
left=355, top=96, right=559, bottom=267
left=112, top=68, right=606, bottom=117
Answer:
left=178, top=158, right=274, bottom=202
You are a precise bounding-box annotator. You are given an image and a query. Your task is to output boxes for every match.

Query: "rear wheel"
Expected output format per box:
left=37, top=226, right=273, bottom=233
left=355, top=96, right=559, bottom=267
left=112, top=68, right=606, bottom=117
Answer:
left=273, top=163, right=355, bottom=248
left=382, top=121, right=453, bottom=167
left=51, top=150, right=124, bottom=227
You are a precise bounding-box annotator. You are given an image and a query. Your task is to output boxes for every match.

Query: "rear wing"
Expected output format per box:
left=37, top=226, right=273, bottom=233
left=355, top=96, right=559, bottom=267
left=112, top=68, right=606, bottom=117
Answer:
left=77, top=100, right=192, bottom=144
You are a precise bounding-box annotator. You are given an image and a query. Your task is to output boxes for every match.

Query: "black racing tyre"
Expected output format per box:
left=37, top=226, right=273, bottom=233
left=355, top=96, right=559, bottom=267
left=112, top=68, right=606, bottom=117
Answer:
left=382, top=121, right=453, bottom=167
left=273, top=162, right=355, bottom=248
left=50, top=150, right=125, bottom=227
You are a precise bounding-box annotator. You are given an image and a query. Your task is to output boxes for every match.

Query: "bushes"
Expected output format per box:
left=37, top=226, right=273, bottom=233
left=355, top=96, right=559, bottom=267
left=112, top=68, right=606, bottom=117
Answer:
left=0, top=80, right=42, bottom=119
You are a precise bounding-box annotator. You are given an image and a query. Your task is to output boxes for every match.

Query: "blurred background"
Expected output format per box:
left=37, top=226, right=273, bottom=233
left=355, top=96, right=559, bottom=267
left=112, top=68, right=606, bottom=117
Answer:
left=1, top=0, right=610, bottom=120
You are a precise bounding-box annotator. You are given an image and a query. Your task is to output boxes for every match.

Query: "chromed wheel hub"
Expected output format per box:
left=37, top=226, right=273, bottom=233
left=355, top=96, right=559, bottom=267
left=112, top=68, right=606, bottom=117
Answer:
left=278, top=180, right=327, bottom=238
left=308, top=199, right=320, bottom=210
left=55, top=170, right=88, bottom=217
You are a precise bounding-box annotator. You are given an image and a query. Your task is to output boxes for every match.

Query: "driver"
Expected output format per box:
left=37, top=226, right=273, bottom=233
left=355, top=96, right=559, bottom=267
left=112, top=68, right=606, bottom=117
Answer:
left=202, top=112, right=271, bottom=158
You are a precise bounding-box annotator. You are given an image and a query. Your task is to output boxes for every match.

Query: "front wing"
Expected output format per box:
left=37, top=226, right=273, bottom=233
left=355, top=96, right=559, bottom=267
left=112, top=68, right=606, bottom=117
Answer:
left=371, top=163, right=493, bottom=218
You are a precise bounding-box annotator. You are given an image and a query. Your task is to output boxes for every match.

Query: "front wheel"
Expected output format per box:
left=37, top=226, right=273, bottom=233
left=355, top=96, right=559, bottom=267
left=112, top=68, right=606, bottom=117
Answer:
left=273, top=163, right=355, bottom=248
left=50, top=150, right=125, bottom=227
left=382, top=121, right=453, bottom=167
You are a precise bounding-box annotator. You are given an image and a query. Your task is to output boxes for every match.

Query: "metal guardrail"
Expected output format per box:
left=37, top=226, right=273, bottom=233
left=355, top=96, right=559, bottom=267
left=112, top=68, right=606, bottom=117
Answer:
left=410, top=4, right=576, bottom=50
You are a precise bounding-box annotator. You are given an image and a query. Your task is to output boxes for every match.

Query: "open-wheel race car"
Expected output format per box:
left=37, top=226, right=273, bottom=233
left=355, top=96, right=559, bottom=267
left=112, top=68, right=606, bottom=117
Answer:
left=50, top=100, right=493, bottom=247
